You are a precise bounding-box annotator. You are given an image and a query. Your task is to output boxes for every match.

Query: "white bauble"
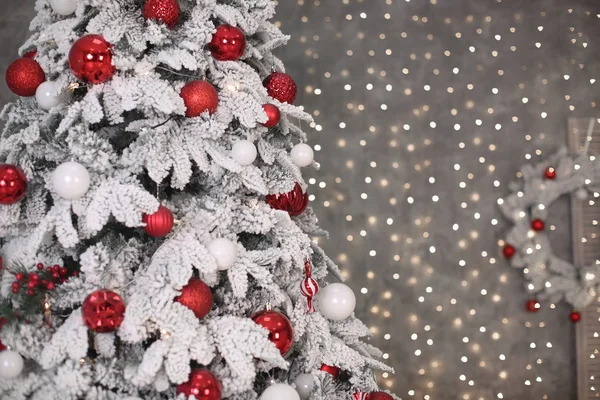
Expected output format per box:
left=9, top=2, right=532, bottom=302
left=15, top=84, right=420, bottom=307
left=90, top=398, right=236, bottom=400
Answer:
left=208, top=238, right=237, bottom=271
left=52, top=162, right=90, bottom=200
left=575, top=187, right=589, bottom=200
left=290, top=143, right=314, bottom=167
left=49, top=0, right=78, bottom=15
left=36, top=82, right=64, bottom=110
left=260, top=383, right=300, bottom=400
left=318, top=282, right=356, bottom=321
left=293, top=374, right=314, bottom=399
left=232, top=140, right=257, bottom=166
left=0, top=350, right=24, bottom=379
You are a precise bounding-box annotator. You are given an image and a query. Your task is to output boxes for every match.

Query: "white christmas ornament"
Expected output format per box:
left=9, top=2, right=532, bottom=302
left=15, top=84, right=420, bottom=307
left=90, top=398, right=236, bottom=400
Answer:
left=231, top=140, right=258, bottom=166
left=49, top=0, right=78, bottom=15
left=52, top=161, right=90, bottom=200
left=36, top=81, right=64, bottom=110
left=208, top=238, right=237, bottom=270
left=260, top=383, right=300, bottom=400
left=293, top=374, right=314, bottom=399
left=0, top=350, right=24, bottom=379
left=290, top=143, right=314, bottom=167
left=318, top=282, right=356, bottom=321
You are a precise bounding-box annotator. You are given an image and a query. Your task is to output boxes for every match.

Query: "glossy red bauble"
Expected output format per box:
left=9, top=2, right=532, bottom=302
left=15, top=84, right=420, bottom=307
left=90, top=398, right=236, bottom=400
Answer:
left=261, top=104, right=281, bottom=128
left=263, top=72, right=297, bottom=104
left=209, top=24, right=246, bottom=61
left=320, top=364, right=341, bottom=378
left=6, top=58, right=45, bottom=97
left=502, top=244, right=516, bottom=259
left=251, top=308, right=294, bottom=356
left=570, top=310, right=582, bottom=323
left=177, top=369, right=222, bottom=400
left=367, top=392, right=394, bottom=400
left=531, top=219, right=545, bottom=232
left=0, top=164, right=27, bottom=205
left=69, top=35, right=115, bottom=84
left=180, top=80, right=219, bottom=117
left=525, top=299, right=540, bottom=313
left=544, top=167, right=556, bottom=180
left=22, top=50, right=37, bottom=59
left=82, top=289, right=126, bottom=333
left=142, top=205, right=174, bottom=237
left=265, top=183, right=309, bottom=217
left=174, top=277, right=213, bottom=319
left=143, top=0, right=180, bottom=29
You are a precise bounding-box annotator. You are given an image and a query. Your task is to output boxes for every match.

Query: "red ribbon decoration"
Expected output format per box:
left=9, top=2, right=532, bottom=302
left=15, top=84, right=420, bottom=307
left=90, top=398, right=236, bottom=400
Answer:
left=300, top=259, right=319, bottom=313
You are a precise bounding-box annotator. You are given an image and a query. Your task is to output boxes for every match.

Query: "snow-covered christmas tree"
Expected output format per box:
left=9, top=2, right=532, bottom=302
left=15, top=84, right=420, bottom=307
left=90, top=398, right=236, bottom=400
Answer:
left=0, top=0, right=393, bottom=399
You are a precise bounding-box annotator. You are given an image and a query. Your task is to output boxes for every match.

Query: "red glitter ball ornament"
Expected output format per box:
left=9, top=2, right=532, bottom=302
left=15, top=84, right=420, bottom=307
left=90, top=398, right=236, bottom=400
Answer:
left=525, top=299, right=540, bottom=313
left=82, top=289, right=126, bottom=333
left=143, top=0, right=180, bottom=29
left=367, top=392, right=394, bottom=400
left=263, top=72, right=297, bottom=104
left=180, top=80, right=219, bottom=117
left=531, top=218, right=545, bottom=232
left=261, top=104, right=281, bottom=128
left=570, top=310, right=582, bottom=323
left=502, top=244, right=516, bottom=259
left=69, top=34, right=115, bottom=84
left=251, top=308, right=294, bottom=356
left=0, top=164, right=27, bottom=205
left=5, top=58, right=45, bottom=97
left=177, top=369, right=222, bottom=400
left=22, top=49, right=37, bottom=59
left=142, top=205, right=174, bottom=238
left=265, top=183, right=309, bottom=217
left=544, top=167, right=556, bottom=180
left=209, top=24, right=246, bottom=61
left=320, top=364, right=341, bottom=378
left=174, top=277, right=213, bottom=319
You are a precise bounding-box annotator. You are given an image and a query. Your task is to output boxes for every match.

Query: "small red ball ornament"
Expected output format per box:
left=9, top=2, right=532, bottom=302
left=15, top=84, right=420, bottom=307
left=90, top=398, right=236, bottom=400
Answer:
left=525, top=299, right=540, bottom=313
left=570, top=310, right=581, bottom=323
left=142, top=205, right=174, bottom=237
left=263, top=72, right=297, bottom=104
left=531, top=218, right=545, bottom=232
left=0, top=164, right=27, bottom=205
left=502, top=244, right=516, bottom=259
left=265, top=183, right=309, bottom=217
left=251, top=308, right=294, bottom=356
left=143, top=0, right=180, bottom=29
left=209, top=24, right=246, bottom=61
left=180, top=80, right=219, bottom=117
left=320, top=364, right=341, bottom=378
left=69, top=35, right=115, bottom=84
left=6, top=58, right=45, bottom=97
left=174, top=278, right=213, bottom=319
left=544, top=167, right=556, bottom=180
left=261, top=104, right=281, bottom=128
left=367, top=392, right=394, bottom=400
left=82, top=289, right=126, bottom=333
left=23, top=50, right=37, bottom=59
left=176, top=369, right=222, bottom=400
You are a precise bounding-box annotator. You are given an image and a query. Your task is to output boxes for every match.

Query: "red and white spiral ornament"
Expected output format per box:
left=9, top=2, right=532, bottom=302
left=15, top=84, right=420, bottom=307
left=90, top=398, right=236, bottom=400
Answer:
left=300, top=259, right=319, bottom=313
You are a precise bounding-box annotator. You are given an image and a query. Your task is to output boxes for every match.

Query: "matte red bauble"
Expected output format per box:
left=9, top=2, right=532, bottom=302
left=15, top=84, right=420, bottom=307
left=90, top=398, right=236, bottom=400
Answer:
left=531, top=219, right=545, bottom=232
left=177, top=369, right=222, bottom=400
left=209, top=24, right=246, bottom=61
left=261, top=104, right=281, bottom=128
left=180, top=80, right=219, bottom=117
left=6, top=58, right=45, bottom=97
left=367, top=392, right=394, bottom=400
left=320, top=364, right=341, bottom=378
left=143, top=0, right=180, bottom=29
left=251, top=308, right=294, bottom=356
left=142, top=205, right=174, bottom=237
left=69, top=35, right=115, bottom=84
left=265, top=183, right=309, bottom=217
left=82, top=289, right=126, bottom=333
left=174, top=277, right=213, bottom=319
left=0, top=164, right=27, bottom=205
left=502, top=244, right=516, bottom=259
left=263, top=72, right=297, bottom=104
left=544, top=167, right=556, bottom=180
left=570, top=310, right=581, bottom=323
left=525, top=299, right=540, bottom=313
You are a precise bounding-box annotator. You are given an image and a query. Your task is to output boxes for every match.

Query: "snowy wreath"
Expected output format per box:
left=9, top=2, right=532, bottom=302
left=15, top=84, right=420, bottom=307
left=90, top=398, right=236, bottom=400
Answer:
left=498, top=120, right=600, bottom=311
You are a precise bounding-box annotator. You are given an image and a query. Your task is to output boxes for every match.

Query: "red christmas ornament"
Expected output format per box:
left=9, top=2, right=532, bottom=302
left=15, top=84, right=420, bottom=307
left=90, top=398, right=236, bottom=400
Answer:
left=531, top=218, right=545, bottom=232
left=142, top=205, right=174, bottom=238
left=367, top=392, right=394, bottom=400
left=176, top=369, right=222, bottom=400
left=82, top=289, right=125, bottom=332
left=0, top=164, right=27, bottom=205
left=320, top=364, right=341, bottom=378
left=5, top=58, right=45, bottom=97
left=263, top=72, right=297, bottom=104
left=209, top=24, right=246, bottom=61
left=175, top=277, right=213, bottom=319
left=69, top=35, right=115, bottom=84
left=502, top=244, right=516, bottom=259
left=353, top=392, right=369, bottom=400
left=300, top=259, right=319, bottom=313
left=261, top=104, right=281, bottom=128
left=22, top=50, right=37, bottom=59
left=525, top=299, right=540, bottom=313
left=0, top=317, right=6, bottom=352
left=570, top=310, right=582, bottom=323
left=544, top=167, right=556, bottom=180
left=143, top=0, right=180, bottom=29
left=265, top=183, right=309, bottom=217
left=180, top=80, right=219, bottom=117
left=251, top=307, right=294, bottom=356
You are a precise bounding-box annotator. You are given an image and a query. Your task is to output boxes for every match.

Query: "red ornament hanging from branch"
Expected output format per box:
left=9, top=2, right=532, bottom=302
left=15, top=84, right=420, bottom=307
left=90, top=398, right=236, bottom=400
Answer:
left=180, top=80, right=219, bottom=117
left=142, top=205, right=174, bottom=238
left=82, top=289, right=126, bottom=333
left=251, top=306, right=294, bottom=356
left=300, top=259, right=319, bottom=313
left=525, top=299, right=540, bottom=313
left=570, top=310, right=581, bottom=323
left=174, top=277, right=213, bottom=319
left=143, top=0, right=180, bottom=29
left=69, top=34, right=115, bottom=84
left=530, top=218, right=545, bottom=232
left=176, top=369, right=222, bottom=400
left=263, top=72, right=297, bottom=104
left=367, top=392, right=394, bottom=400
left=544, top=167, right=556, bottom=180
left=6, top=58, right=45, bottom=97
left=265, top=183, right=309, bottom=217
left=0, top=164, right=27, bottom=205
left=209, top=24, right=246, bottom=61
left=502, top=244, right=516, bottom=259
left=261, top=104, right=281, bottom=128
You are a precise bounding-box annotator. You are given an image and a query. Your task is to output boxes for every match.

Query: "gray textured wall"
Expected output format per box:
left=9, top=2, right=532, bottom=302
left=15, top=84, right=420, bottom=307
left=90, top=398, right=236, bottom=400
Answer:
left=1, top=1, right=599, bottom=399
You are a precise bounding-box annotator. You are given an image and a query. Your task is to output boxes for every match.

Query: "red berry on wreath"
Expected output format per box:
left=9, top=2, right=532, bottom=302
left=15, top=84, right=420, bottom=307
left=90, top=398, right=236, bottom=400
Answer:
left=52, top=272, right=60, bottom=279
left=180, top=80, right=219, bottom=117
left=27, top=281, right=37, bottom=289
left=544, top=167, right=556, bottom=180
left=174, top=277, right=213, bottom=319
left=263, top=72, right=297, bottom=104
left=60, top=267, right=68, bottom=277
left=142, top=205, right=175, bottom=238
left=531, top=219, right=545, bottom=232
left=69, top=34, right=115, bottom=84
left=570, top=310, right=581, bottom=323
left=6, top=58, right=46, bottom=97
left=46, top=282, right=55, bottom=290
left=502, top=244, right=516, bottom=259
left=261, top=104, right=281, bottom=128
left=209, top=24, right=246, bottom=61
left=15, top=273, right=24, bottom=282
left=27, top=288, right=35, bottom=296
left=143, top=0, right=180, bottom=29
left=29, top=272, right=39, bottom=281
left=525, top=299, right=540, bottom=313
